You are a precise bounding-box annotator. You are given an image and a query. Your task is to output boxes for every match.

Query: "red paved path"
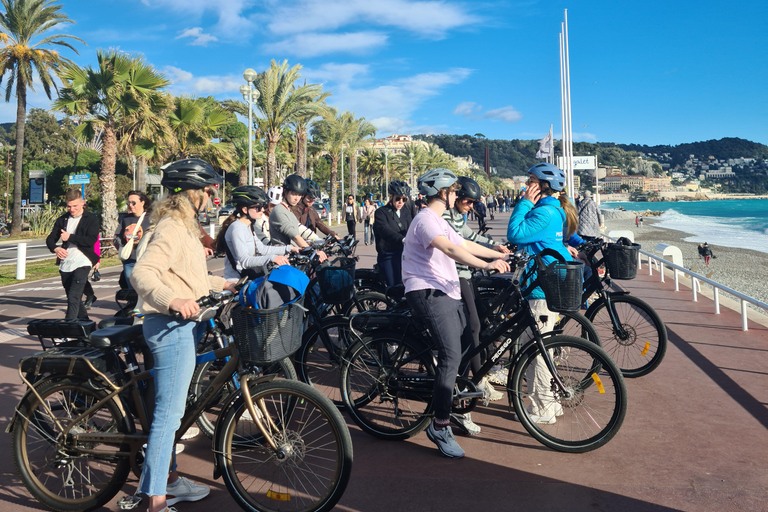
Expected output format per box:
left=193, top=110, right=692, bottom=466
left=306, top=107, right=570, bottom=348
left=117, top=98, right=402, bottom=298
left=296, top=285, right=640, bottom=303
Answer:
left=0, top=211, right=766, bottom=512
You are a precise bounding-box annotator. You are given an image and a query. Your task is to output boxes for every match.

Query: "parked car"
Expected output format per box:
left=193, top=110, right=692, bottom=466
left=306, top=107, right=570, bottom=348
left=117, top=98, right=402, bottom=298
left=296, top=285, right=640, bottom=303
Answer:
left=198, top=210, right=211, bottom=225
left=218, top=203, right=236, bottom=217
left=313, top=202, right=328, bottom=215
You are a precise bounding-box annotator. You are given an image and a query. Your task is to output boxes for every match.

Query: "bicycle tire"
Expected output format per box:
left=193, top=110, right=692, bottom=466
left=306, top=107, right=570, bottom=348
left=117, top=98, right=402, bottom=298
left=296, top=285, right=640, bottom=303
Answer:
left=552, top=311, right=602, bottom=347
left=509, top=335, right=627, bottom=453
left=215, top=379, right=353, bottom=512
left=192, top=357, right=297, bottom=439
left=12, top=378, right=132, bottom=511
left=340, top=334, right=435, bottom=440
left=586, top=294, right=668, bottom=378
left=295, top=316, right=356, bottom=407
left=340, top=290, right=392, bottom=316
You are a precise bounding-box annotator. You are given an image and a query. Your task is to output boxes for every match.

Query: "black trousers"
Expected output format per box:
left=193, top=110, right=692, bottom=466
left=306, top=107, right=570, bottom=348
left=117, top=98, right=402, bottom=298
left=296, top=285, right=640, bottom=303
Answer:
left=346, top=220, right=356, bottom=237
left=60, top=266, right=91, bottom=320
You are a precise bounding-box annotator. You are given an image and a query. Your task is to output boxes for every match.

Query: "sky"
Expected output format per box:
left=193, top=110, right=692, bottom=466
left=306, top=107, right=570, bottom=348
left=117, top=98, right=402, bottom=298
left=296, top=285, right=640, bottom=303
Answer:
left=4, top=0, right=767, bottom=147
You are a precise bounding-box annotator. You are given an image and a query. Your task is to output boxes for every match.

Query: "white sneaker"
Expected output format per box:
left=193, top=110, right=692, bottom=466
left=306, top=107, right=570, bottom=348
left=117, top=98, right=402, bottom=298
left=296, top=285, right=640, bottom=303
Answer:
left=450, top=413, right=481, bottom=436
left=166, top=476, right=210, bottom=506
left=180, top=426, right=200, bottom=440
left=478, top=377, right=503, bottom=401
left=487, top=366, right=508, bottom=386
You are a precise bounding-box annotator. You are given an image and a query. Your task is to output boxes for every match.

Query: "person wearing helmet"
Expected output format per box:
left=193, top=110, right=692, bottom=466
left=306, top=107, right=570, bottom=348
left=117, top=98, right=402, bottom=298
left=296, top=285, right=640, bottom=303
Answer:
left=506, top=162, right=579, bottom=426
left=215, top=186, right=297, bottom=281
left=131, top=158, right=237, bottom=512
left=269, top=174, right=327, bottom=261
left=291, top=178, right=340, bottom=240
left=372, top=180, right=413, bottom=287
left=402, top=168, right=510, bottom=459
left=441, top=176, right=510, bottom=415
left=256, top=186, right=284, bottom=240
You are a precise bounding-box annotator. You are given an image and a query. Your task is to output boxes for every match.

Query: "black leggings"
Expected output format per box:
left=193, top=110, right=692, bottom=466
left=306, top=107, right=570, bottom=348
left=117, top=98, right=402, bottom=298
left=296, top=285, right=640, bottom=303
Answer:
left=459, top=277, right=482, bottom=376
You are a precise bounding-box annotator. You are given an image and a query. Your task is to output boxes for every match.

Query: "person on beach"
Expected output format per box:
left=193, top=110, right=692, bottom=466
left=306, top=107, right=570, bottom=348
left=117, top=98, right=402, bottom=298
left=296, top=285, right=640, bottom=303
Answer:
left=701, top=242, right=714, bottom=268
left=576, top=190, right=603, bottom=238
left=635, top=215, right=639, bottom=228
left=639, top=216, right=643, bottom=228
left=403, top=168, right=510, bottom=458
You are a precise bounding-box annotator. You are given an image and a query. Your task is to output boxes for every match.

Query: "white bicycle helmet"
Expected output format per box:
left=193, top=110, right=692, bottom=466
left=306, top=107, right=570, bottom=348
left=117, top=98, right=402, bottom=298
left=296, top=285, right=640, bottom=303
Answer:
left=268, top=186, right=283, bottom=205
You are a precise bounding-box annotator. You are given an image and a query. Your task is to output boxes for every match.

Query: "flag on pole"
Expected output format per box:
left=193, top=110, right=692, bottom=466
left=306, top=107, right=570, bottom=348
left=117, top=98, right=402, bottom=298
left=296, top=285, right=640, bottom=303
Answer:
left=536, top=127, right=553, bottom=159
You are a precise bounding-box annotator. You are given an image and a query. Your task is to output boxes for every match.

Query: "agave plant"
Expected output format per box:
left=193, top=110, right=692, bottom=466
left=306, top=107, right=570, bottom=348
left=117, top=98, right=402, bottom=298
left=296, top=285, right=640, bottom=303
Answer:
left=26, top=204, right=65, bottom=236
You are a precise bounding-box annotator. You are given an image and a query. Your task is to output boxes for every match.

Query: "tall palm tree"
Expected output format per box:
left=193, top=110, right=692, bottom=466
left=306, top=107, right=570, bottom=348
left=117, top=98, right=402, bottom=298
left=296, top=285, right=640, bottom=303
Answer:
left=357, top=147, right=383, bottom=185
left=0, top=0, right=84, bottom=235
left=290, top=86, right=330, bottom=177
left=344, top=114, right=376, bottom=199
left=53, top=50, right=169, bottom=239
left=254, top=60, right=325, bottom=188
left=311, top=108, right=354, bottom=216
left=166, top=95, right=236, bottom=168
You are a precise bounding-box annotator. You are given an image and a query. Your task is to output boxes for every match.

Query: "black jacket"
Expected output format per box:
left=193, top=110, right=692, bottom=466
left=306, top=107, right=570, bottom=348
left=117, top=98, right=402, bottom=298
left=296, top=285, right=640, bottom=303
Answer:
left=46, top=210, right=100, bottom=266
left=373, top=203, right=413, bottom=253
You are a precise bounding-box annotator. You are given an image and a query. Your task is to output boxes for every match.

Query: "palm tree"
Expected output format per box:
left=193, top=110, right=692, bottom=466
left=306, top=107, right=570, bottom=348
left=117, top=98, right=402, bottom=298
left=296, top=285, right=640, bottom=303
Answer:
left=53, top=50, right=169, bottom=240
left=290, top=86, right=330, bottom=177
left=166, top=95, right=236, bottom=169
left=0, top=0, right=84, bottom=235
left=254, top=60, right=325, bottom=188
left=344, top=114, right=376, bottom=199
left=357, top=147, right=383, bottom=185
left=311, top=108, right=354, bottom=216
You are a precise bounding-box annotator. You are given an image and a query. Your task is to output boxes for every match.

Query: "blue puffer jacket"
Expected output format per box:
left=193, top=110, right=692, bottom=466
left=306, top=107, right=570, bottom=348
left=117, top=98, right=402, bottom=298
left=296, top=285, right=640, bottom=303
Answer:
left=506, top=195, right=571, bottom=300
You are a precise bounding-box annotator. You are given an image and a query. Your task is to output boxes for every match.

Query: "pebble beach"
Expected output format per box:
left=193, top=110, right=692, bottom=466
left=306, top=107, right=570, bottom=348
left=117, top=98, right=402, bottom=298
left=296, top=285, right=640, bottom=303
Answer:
left=601, top=209, right=768, bottom=307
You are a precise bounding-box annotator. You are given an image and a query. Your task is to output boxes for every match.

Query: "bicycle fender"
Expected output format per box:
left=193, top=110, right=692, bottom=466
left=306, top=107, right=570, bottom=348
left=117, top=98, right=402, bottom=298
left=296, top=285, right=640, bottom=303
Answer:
left=211, top=374, right=277, bottom=480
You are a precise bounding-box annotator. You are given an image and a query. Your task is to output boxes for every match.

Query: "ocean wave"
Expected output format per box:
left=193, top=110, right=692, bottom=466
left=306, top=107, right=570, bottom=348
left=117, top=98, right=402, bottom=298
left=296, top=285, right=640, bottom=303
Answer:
left=654, top=210, right=768, bottom=254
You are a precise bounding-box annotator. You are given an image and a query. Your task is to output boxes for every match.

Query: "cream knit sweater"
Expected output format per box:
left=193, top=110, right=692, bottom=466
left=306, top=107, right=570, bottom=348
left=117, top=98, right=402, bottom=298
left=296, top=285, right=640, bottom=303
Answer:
left=132, top=216, right=225, bottom=316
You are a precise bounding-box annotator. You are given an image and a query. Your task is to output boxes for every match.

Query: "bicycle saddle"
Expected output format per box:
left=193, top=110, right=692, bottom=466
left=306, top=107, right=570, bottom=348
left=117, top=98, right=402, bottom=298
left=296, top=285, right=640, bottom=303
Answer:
left=90, top=324, right=144, bottom=349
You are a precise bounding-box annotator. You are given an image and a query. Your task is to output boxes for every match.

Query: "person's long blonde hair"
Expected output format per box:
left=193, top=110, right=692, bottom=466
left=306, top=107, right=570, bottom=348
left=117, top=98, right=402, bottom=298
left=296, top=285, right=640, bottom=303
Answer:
left=539, top=183, right=579, bottom=239
left=150, top=188, right=209, bottom=236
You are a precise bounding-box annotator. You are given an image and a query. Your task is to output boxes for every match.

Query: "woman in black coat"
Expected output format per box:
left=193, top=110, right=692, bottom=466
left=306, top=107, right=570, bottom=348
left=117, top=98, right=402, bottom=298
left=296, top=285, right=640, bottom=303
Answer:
left=373, top=180, right=413, bottom=287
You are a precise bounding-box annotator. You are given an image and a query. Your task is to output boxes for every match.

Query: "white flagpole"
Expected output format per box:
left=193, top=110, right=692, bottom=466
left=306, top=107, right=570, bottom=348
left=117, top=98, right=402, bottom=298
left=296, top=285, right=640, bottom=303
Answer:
left=549, top=124, right=553, bottom=164
left=559, top=32, right=567, bottom=174
left=564, top=10, right=575, bottom=196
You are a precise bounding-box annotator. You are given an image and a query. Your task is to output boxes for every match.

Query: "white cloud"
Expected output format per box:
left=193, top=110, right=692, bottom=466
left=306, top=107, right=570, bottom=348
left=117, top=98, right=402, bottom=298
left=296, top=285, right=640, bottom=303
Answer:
left=263, top=32, right=387, bottom=58
left=484, top=106, right=522, bottom=123
left=302, top=63, right=369, bottom=87
left=453, top=101, right=482, bottom=117
left=163, top=65, right=194, bottom=83
left=162, top=66, right=242, bottom=96
left=573, top=132, right=597, bottom=142
left=369, top=117, right=449, bottom=135
left=176, top=27, right=218, bottom=46
left=268, top=0, right=479, bottom=38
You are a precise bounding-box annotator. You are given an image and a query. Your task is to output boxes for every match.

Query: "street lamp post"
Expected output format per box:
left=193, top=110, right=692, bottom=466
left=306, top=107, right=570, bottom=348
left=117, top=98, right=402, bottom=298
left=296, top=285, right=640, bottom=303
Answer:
left=383, top=140, right=389, bottom=202
left=340, top=144, right=344, bottom=201
left=409, top=155, right=413, bottom=194
left=240, top=68, right=260, bottom=186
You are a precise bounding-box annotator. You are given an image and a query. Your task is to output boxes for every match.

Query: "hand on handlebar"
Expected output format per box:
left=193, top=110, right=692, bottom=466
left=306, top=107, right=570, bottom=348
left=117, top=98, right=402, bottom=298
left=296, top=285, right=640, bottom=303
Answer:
left=567, top=246, right=579, bottom=258
left=169, top=298, right=200, bottom=319
left=289, top=245, right=301, bottom=253
left=273, top=255, right=290, bottom=266
left=494, top=244, right=510, bottom=254
left=317, top=250, right=328, bottom=263
left=486, top=258, right=511, bottom=274
left=223, top=281, right=238, bottom=293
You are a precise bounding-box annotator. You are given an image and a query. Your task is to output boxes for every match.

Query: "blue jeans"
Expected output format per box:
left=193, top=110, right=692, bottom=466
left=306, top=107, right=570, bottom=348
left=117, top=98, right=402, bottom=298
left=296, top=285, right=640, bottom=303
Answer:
left=138, top=314, right=204, bottom=497
left=123, top=262, right=136, bottom=290
left=377, top=250, right=403, bottom=288
left=364, top=220, right=374, bottom=244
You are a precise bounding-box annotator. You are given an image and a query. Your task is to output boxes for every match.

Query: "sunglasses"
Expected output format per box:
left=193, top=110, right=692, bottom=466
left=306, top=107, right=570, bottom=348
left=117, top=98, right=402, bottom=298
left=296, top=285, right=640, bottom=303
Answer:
left=248, top=205, right=264, bottom=211
left=393, top=196, right=407, bottom=203
left=127, top=201, right=140, bottom=206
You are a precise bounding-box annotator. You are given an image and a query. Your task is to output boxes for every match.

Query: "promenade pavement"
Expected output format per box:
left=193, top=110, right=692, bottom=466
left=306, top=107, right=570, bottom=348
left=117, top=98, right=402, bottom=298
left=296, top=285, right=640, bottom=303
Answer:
left=0, top=209, right=766, bottom=512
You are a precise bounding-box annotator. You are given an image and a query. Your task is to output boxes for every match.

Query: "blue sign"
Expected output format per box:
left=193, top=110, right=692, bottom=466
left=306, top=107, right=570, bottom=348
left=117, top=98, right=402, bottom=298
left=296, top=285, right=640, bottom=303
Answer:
left=22, top=199, right=26, bottom=206
left=69, top=173, right=91, bottom=185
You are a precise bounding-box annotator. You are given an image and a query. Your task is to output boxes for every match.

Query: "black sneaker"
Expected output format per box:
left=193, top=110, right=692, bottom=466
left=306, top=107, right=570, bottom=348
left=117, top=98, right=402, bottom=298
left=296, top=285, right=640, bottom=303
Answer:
left=83, top=295, right=97, bottom=310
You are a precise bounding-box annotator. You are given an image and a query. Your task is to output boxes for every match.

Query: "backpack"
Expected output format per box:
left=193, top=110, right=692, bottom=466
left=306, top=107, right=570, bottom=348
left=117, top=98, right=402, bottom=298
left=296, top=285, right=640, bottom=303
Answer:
left=239, top=265, right=309, bottom=310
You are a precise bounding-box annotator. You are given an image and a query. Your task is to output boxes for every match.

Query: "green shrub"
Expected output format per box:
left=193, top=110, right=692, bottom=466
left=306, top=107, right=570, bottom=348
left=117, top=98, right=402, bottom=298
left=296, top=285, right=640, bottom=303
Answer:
left=26, top=204, right=65, bottom=236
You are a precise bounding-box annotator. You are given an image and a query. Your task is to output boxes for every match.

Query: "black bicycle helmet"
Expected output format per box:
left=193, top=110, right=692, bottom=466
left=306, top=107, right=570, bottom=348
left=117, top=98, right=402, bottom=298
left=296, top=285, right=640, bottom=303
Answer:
left=283, top=174, right=307, bottom=195
left=231, top=186, right=268, bottom=208
left=160, top=158, right=221, bottom=192
left=528, top=162, right=566, bottom=192
left=388, top=180, right=409, bottom=197
left=305, top=179, right=322, bottom=199
left=418, top=168, right=457, bottom=197
left=456, top=176, right=482, bottom=201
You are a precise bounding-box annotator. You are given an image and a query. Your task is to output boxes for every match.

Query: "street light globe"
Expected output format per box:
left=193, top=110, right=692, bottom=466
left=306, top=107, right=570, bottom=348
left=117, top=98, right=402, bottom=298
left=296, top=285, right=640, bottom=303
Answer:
left=243, top=68, right=258, bottom=83
left=250, top=88, right=260, bottom=102
left=239, top=84, right=250, bottom=100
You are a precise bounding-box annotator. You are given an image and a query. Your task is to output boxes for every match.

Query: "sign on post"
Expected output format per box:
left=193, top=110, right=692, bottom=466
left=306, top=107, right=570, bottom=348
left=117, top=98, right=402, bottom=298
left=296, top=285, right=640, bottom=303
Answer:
left=213, top=197, right=221, bottom=205
left=68, top=173, right=91, bottom=185
left=558, top=156, right=596, bottom=170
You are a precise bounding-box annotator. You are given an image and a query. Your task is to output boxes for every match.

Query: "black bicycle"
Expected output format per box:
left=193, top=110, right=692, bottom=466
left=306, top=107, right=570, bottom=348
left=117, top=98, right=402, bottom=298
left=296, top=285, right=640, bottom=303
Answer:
left=340, top=250, right=627, bottom=453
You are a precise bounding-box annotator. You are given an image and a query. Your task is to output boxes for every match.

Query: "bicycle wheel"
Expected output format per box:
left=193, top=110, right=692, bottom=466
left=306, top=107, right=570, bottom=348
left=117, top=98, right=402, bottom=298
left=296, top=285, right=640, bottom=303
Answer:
left=509, top=335, right=627, bottom=453
left=552, top=311, right=602, bottom=347
left=340, top=334, right=435, bottom=440
left=586, top=294, right=668, bottom=378
left=341, top=291, right=392, bottom=316
left=216, top=379, right=353, bottom=512
left=12, top=378, right=132, bottom=511
left=295, top=316, right=356, bottom=407
left=193, top=357, right=297, bottom=438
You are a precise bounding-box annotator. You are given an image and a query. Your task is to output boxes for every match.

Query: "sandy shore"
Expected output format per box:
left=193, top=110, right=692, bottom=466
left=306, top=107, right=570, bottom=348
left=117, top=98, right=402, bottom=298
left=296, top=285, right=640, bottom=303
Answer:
left=601, top=210, right=768, bottom=306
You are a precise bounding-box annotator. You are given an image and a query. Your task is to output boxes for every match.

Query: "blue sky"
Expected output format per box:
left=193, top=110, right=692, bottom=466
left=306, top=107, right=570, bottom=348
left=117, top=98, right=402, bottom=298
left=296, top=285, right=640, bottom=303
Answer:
left=6, top=0, right=768, bottom=146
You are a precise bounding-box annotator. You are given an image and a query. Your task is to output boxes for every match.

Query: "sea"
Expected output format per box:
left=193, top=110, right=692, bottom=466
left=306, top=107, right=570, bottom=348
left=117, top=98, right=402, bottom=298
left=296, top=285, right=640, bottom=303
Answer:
left=600, top=199, right=768, bottom=254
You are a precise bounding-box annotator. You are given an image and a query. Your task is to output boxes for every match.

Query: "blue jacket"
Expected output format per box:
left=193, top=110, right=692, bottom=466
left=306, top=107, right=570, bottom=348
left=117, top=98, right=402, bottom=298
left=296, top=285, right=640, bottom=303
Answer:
left=507, top=195, right=571, bottom=299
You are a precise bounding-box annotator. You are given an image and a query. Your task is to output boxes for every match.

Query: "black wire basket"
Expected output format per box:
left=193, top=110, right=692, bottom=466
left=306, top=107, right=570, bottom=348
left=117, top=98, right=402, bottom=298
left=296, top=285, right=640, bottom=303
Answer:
left=536, top=259, right=585, bottom=312
left=231, top=298, right=305, bottom=364
left=604, top=242, right=640, bottom=280
left=316, top=257, right=357, bottom=304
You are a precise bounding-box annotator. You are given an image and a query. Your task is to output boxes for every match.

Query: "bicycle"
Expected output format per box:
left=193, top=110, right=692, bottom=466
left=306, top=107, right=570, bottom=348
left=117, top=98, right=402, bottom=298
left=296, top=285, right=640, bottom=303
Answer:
left=563, top=237, right=669, bottom=377
left=339, top=249, right=628, bottom=453
left=10, top=289, right=353, bottom=512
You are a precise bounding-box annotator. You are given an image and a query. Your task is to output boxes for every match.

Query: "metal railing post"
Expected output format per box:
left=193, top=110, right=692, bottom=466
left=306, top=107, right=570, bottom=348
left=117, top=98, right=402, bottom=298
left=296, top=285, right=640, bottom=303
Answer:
left=16, top=242, right=26, bottom=280
left=713, top=288, right=720, bottom=314
left=741, top=300, right=748, bottom=331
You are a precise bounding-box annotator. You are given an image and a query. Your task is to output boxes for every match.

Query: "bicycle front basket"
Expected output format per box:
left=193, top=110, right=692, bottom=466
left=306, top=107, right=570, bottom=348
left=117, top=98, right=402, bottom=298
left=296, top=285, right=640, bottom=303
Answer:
left=536, top=259, right=584, bottom=312
left=231, top=298, right=305, bottom=364
left=604, top=242, right=640, bottom=280
left=316, top=257, right=356, bottom=304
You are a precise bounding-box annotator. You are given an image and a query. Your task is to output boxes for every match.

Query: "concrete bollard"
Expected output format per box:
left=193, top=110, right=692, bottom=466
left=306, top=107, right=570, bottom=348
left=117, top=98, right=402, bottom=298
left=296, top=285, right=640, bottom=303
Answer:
left=209, top=222, right=215, bottom=237
left=16, top=242, right=26, bottom=280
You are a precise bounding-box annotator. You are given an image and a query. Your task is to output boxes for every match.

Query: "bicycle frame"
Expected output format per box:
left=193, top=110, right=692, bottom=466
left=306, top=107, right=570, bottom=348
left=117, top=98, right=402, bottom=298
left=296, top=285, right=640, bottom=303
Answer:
left=582, top=241, right=631, bottom=339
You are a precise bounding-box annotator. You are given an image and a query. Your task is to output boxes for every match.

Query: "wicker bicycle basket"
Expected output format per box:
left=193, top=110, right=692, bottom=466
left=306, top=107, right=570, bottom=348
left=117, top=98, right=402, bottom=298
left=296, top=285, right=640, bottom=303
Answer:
left=316, top=257, right=356, bottom=304
left=536, top=259, right=585, bottom=312
left=604, top=242, right=640, bottom=280
left=231, top=298, right=305, bottom=364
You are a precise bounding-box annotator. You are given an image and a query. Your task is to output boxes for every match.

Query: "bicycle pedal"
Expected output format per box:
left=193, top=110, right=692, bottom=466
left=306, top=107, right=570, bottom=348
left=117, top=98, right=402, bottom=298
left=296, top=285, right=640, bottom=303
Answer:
left=118, top=494, right=143, bottom=510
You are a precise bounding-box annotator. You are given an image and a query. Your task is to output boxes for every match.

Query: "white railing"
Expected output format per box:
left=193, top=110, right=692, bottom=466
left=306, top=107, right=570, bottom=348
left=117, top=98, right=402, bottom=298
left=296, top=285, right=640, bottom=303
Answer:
left=638, top=246, right=768, bottom=331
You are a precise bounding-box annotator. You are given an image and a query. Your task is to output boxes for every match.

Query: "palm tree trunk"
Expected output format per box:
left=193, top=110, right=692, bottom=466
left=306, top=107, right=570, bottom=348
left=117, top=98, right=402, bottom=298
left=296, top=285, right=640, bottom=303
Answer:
left=267, top=132, right=280, bottom=189
left=10, top=79, right=26, bottom=236
left=294, top=130, right=307, bottom=177
left=350, top=152, right=358, bottom=199
left=330, top=158, right=338, bottom=217
left=238, top=163, right=247, bottom=186
left=136, top=157, right=148, bottom=193
left=100, top=125, right=119, bottom=244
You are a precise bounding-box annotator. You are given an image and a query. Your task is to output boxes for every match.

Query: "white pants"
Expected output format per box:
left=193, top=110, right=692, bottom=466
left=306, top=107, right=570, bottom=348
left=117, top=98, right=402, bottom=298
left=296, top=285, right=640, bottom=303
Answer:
left=522, top=299, right=560, bottom=417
